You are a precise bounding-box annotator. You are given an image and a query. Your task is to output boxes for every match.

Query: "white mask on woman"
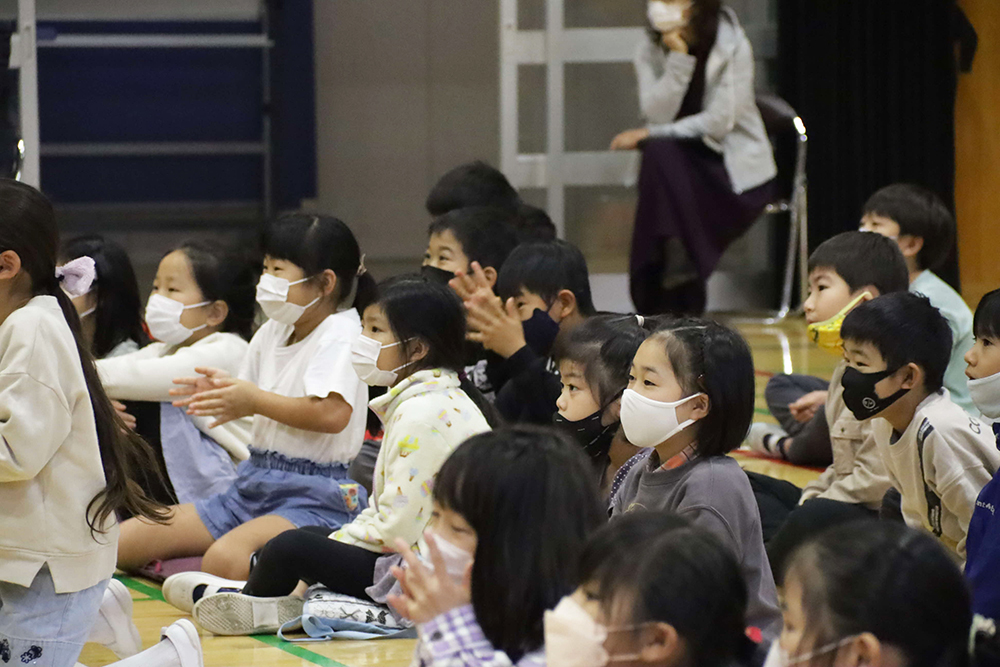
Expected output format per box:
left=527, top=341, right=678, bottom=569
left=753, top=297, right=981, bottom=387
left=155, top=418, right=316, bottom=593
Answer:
left=544, top=597, right=642, bottom=667
left=256, top=273, right=320, bottom=325
left=620, top=388, right=705, bottom=448
left=647, top=1, right=688, bottom=34
left=145, top=294, right=210, bottom=345
left=969, top=371, right=1000, bottom=420
left=350, top=335, right=415, bottom=387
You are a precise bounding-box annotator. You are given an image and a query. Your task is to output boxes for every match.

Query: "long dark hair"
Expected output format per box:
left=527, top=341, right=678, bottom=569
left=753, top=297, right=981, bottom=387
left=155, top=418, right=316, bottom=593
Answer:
left=376, top=275, right=498, bottom=426
left=61, top=234, right=148, bottom=358
left=0, top=180, right=168, bottom=532
left=580, top=511, right=751, bottom=667
left=172, top=240, right=259, bottom=341
left=787, top=521, right=972, bottom=667
left=434, top=426, right=605, bottom=660
left=262, top=213, right=376, bottom=314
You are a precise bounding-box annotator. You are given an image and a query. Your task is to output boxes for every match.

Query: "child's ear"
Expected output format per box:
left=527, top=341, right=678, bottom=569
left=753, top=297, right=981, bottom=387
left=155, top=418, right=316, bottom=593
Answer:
left=206, top=300, right=229, bottom=328
left=481, top=265, right=498, bottom=288
left=689, top=393, right=711, bottom=420
left=637, top=622, right=683, bottom=665
left=843, top=632, right=883, bottom=667
left=897, top=235, right=924, bottom=260
left=0, top=250, right=22, bottom=281
left=553, top=289, right=578, bottom=322
left=407, top=338, right=430, bottom=365
left=320, top=269, right=339, bottom=296
left=853, top=285, right=880, bottom=300
left=899, top=362, right=923, bottom=391
left=605, top=397, right=622, bottom=423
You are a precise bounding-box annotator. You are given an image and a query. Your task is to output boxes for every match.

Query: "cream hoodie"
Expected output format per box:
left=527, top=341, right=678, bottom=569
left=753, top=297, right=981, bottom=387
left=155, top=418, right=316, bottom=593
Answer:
left=0, top=296, right=117, bottom=593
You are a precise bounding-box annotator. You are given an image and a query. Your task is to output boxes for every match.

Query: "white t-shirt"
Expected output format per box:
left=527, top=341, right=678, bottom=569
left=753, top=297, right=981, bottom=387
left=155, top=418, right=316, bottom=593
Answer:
left=240, top=310, right=367, bottom=464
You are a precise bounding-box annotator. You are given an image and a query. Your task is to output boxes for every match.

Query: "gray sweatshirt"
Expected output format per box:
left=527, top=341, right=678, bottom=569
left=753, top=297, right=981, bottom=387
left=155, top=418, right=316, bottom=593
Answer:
left=612, top=452, right=781, bottom=637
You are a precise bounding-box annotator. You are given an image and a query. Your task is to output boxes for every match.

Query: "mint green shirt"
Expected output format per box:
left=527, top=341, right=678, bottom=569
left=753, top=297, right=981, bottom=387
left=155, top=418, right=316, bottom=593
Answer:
left=911, top=270, right=976, bottom=415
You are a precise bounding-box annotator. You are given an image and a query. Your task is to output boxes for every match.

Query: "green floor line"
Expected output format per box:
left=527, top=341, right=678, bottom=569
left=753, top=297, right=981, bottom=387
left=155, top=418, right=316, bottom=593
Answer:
left=115, top=576, right=351, bottom=667
left=251, top=634, right=351, bottom=667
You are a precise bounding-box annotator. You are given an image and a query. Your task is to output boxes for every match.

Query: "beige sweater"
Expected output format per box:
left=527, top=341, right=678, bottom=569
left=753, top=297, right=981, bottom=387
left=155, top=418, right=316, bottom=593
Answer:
left=799, top=362, right=892, bottom=509
left=0, top=296, right=117, bottom=593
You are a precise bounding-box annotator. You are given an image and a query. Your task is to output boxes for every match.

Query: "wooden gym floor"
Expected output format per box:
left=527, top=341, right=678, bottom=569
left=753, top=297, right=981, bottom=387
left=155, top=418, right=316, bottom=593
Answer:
left=79, top=318, right=829, bottom=667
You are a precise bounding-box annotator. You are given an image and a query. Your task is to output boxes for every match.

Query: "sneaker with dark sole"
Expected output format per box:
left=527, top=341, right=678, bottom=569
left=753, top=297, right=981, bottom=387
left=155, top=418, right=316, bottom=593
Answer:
left=192, top=592, right=304, bottom=636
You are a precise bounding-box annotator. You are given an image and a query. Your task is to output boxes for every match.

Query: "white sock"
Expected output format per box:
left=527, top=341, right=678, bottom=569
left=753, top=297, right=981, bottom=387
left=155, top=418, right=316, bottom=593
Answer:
left=108, top=639, right=180, bottom=667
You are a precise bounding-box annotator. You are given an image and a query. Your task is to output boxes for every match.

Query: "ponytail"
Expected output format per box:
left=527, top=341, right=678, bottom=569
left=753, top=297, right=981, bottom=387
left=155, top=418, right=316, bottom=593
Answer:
left=352, top=271, right=377, bottom=315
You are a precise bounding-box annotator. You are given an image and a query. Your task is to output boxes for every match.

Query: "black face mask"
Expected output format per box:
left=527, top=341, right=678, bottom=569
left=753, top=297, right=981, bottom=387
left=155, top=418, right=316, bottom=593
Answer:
left=421, top=265, right=457, bottom=285
left=841, top=366, right=909, bottom=421
left=552, top=409, right=618, bottom=465
left=522, top=308, right=561, bottom=356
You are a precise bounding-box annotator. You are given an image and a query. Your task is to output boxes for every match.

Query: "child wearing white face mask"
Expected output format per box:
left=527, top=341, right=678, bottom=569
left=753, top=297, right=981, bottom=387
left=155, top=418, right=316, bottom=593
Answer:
left=611, top=318, right=781, bottom=638
left=96, top=241, right=257, bottom=507
left=387, top=427, right=604, bottom=667
left=547, top=511, right=757, bottom=667
left=119, top=215, right=375, bottom=590
left=963, top=288, right=1000, bottom=621
left=770, top=521, right=999, bottom=667
left=186, top=276, right=492, bottom=635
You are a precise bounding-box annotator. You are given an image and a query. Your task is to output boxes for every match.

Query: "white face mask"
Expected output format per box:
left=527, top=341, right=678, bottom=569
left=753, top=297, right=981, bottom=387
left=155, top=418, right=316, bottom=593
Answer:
left=762, top=635, right=860, bottom=667
left=544, top=597, right=642, bottom=667
left=419, top=533, right=474, bottom=582
left=647, top=1, right=688, bottom=33
left=350, top=334, right=416, bottom=387
left=256, top=273, right=321, bottom=325
left=620, top=388, right=704, bottom=449
left=145, top=294, right=210, bottom=345
left=969, top=371, right=1000, bottom=420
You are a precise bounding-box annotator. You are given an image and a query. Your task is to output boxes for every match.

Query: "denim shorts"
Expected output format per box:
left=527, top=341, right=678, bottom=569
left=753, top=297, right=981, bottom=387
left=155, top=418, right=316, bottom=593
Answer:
left=194, top=448, right=368, bottom=540
left=0, top=565, right=107, bottom=667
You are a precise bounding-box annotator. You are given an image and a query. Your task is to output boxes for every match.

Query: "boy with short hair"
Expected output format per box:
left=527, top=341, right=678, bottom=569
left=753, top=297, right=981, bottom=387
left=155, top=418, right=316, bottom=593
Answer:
left=840, top=292, right=1000, bottom=561
left=860, top=183, right=975, bottom=414
left=454, top=240, right=596, bottom=424
left=425, top=161, right=520, bottom=217
left=752, top=232, right=910, bottom=573
left=422, top=206, right=519, bottom=287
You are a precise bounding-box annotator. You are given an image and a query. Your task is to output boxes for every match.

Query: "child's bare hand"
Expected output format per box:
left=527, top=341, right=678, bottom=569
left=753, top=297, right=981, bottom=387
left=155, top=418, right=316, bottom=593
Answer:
left=789, top=390, right=828, bottom=423
left=448, top=262, right=495, bottom=303
left=465, top=293, right=526, bottom=359
left=184, top=376, right=258, bottom=428
left=170, top=367, right=232, bottom=407
left=386, top=535, right=471, bottom=624
left=111, top=400, right=137, bottom=431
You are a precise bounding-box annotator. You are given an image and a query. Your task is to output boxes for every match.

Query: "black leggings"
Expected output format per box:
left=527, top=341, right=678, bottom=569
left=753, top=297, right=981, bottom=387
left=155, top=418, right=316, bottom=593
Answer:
left=243, top=527, right=382, bottom=601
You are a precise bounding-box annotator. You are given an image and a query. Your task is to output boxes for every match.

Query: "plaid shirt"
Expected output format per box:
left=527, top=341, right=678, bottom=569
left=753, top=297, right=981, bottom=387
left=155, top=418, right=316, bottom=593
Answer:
left=414, top=605, right=546, bottom=667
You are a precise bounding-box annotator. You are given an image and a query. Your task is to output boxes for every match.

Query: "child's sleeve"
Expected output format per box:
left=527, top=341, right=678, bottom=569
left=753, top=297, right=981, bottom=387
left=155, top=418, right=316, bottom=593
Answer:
left=930, top=427, right=1000, bottom=560
left=302, top=336, right=362, bottom=408
left=334, top=413, right=452, bottom=551
left=418, top=605, right=545, bottom=667
left=98, top=336, right=247, bottom=402
left=0, top=372, right=72, bottom=482
left=800, top=421, right=892, bottom=507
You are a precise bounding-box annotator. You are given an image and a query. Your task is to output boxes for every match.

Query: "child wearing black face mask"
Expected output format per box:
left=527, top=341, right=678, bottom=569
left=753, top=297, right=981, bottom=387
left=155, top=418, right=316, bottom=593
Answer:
left=552, top=315, right=651, bottom=495
left=840, top=292, right=1000, bottom=563
left=452, top=240, right=598, bottom=425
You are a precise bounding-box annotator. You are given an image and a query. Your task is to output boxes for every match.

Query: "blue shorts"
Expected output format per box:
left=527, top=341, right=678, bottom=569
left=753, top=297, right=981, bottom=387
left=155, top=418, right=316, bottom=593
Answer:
left=195, top=448, right=368, bottom=539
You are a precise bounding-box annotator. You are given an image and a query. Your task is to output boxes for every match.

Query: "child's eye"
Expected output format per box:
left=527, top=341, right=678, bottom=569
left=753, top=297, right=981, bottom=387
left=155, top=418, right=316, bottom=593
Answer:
left=627, top=374, right=635, bottom=382
left=644, top=379, right=655, bottom=386
left=984, top=339, right=993, bottom=348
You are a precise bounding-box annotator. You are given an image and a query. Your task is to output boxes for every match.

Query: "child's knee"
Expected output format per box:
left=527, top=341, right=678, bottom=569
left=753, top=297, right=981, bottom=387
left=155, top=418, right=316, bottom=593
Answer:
left=202, top=539, right=253, bottom=580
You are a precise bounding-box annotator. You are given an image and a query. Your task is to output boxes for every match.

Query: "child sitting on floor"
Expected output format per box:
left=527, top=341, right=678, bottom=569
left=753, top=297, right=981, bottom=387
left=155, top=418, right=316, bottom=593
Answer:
left=840, top=292, right=999, bottom=562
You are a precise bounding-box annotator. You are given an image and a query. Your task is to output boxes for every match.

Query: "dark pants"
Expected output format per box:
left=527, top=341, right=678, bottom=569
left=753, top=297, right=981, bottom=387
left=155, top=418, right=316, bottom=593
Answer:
left=763, top=373, right=833, bottom=467
left=630, top=138, right=776, bottom=316
left=766, top=499, right=877, bottom=584
left=243, top=527, right=381, bottom=601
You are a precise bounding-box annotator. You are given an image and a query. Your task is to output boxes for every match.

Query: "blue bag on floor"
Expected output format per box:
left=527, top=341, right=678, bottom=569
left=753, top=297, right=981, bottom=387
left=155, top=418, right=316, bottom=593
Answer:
left=278, top=587, right=416, bottom=642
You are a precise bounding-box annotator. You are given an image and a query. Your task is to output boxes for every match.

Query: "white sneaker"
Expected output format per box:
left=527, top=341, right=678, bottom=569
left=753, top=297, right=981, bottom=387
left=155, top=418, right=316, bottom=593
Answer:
left=88, top=579, right=142, bottom=658
left=162, top=572, right=245, bottom=613
left=160, top=619, right=203, bottom=667
left=745, top=422, right=788, bottom=459
left=193, top=592, right=304, bottom=636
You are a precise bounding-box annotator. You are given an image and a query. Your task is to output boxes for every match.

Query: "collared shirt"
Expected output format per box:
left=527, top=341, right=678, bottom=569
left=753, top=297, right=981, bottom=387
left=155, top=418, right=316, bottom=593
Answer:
left=415, top=605, right=545, bottom=667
